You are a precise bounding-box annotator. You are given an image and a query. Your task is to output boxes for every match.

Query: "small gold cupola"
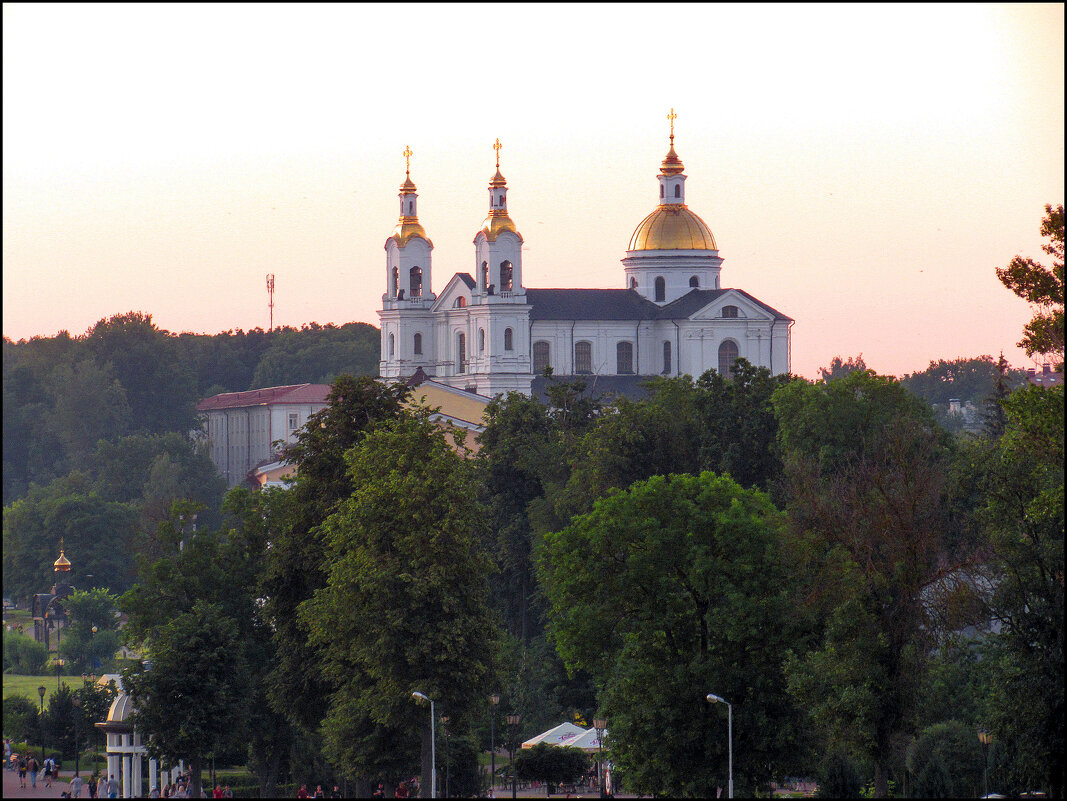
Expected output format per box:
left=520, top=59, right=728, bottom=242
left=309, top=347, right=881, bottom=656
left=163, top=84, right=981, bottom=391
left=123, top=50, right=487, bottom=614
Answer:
left=53, top=538, right=71, bottom=573
left=481, top=138, right=522, bottom=242
left=392, top=145, right=431, bottom=248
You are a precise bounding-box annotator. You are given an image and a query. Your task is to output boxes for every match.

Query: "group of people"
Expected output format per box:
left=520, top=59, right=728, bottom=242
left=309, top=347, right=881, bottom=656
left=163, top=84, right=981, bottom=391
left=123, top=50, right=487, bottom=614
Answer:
left=295, top=784, right=342, bottom=798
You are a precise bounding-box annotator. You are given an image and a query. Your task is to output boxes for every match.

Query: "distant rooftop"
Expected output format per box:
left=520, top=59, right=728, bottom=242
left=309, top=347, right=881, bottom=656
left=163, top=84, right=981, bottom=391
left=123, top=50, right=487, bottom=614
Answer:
left=196, top=383, right=331, bottom=411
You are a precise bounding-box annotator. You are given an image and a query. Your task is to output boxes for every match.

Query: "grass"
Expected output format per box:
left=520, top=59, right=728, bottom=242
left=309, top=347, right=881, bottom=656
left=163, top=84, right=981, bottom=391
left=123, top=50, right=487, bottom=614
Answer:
left=3, top=674, right=82, bottom=704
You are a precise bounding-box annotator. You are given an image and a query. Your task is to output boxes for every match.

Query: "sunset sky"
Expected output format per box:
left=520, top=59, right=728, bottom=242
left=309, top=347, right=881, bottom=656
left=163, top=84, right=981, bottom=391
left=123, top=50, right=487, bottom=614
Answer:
left=3, top=3, right=1063, bottom=379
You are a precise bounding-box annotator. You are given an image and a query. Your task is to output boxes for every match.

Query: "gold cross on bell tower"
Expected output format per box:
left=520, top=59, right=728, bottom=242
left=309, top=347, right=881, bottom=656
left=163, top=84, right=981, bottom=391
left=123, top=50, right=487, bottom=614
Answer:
left=667, top=108, right=677, bottom=145
left=403, top=145, right=413, bottom=176
left=493, top=138, right=502, bottom=168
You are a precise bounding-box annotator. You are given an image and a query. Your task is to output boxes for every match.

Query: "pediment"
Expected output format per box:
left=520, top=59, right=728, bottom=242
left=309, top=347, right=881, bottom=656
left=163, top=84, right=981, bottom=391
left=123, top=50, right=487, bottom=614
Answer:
left=432, top=273, right=475, bottom=312
left=687, top=290, right=771, bottom=322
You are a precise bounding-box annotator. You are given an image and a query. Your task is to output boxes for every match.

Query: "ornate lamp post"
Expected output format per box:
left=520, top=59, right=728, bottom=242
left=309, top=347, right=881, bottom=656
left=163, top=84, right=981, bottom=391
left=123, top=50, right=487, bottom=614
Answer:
left=707, top=693, right=733, bottom=799
left=38, top=685, right=47, bottom=763
left=412, top=692, right=436, bottom=799
left=72, top=691, right=83, bottom=777
left=489, top=693, right=501, bottom=796
left=55, top=657, right=66, bottom=692
left=978, top=729, right=992, bottom=797
left=440, top=716, right=450, bottom=799
left=593, top=717, right=607, bottom=799
left=506, top=713, right=521, bottom=801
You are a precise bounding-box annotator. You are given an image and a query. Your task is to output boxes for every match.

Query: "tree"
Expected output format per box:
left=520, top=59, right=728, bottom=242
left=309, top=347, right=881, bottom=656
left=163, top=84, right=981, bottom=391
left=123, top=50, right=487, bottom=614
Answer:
left=773, top=370, right=957, bottom=797
left=819, top=354, right=868, bottom=382
left=996, top=204, right=1065, bottom=365
left=538, top=471, right=803, bottom=797
left=978, top=385, right=1064, bottom=796
left=48, top=359, right=131, bottom=471
left=123, top=600, right=250, bottom=800
left=905, top=721, right=984, bottom=799
left=298, top=409, right=498, bottom=795
left=3, top=694, right=41, bottom=744
left=59, top=588, right=121, bottom=673
left=513, top=742, right=589, bottom=788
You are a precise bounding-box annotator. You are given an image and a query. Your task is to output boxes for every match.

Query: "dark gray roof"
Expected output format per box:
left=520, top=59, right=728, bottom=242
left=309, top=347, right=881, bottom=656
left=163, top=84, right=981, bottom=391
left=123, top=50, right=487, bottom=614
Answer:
left=527, top=289, right=661, bottom=321
left=457, top=273, right=476, bottom=289
left=525, top=287, right=792, bottom=322
left=530, top=374, right=659, bottom=403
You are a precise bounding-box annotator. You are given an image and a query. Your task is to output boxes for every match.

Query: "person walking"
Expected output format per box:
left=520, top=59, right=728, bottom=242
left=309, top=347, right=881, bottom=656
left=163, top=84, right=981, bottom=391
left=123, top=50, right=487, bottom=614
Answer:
left=17, top=755, right=27, bottom=788
left=97, top=773, right=108, bottom=799
left=44, top=755, right=55, bottom=787
left=71, top=772, right=84, bottom=798
left=107, top=773, right=119, bottom=798
left=28, top=754, right=39, bottom=788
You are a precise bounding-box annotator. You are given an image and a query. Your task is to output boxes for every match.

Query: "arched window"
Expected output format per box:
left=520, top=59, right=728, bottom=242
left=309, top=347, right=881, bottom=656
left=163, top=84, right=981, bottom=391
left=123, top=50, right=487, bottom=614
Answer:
left=721, top=305, right=739, bottom=318
left=663, top=341, right=672, bottom=374
left=457, top=333, right=466, bottom=373
left=413, top=333, right=422, bottom=355
left=575, top=341, right=592, bottom=374
left=689, top=276, right=700, bottom=288
left=617, top=341, right=634, bottom=374
left=479, top=328, right=485, bottom=352
left=408, top=201, right=414, bottom=214
left=533, top=341, right=550, bottom=373
left=654, top=276, right=666, bottom=302
left=391, top=267, right=399, bottom=297
left=454, top=297, right=466, bottom=308
left=660, top=185, right=664, bottom=198
left=500, top=261, right=513, bottom=292
left=388, top=333, right=395, bottom=357
left=481, top=261, right=489, bottom=291
left=630, top=277, right=638, bottom=290
left=409, top=266, right=422, bottom=297
left=504, top=328, right=514, bottom=351
left=674, top=184, right=681, bottom=198
left=718, top=340, right=739, bottom=377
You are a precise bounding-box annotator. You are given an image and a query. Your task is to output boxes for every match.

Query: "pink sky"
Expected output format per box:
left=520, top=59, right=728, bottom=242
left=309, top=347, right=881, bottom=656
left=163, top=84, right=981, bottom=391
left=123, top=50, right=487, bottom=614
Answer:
left=3, top=4, right=1063, bottom=379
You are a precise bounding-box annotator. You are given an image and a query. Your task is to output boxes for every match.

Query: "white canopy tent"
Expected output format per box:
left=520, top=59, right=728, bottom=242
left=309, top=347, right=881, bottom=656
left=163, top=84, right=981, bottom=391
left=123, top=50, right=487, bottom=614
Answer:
left=563, top=727, right=608, bottom=753
left=521, top=722, right=587, bottom=749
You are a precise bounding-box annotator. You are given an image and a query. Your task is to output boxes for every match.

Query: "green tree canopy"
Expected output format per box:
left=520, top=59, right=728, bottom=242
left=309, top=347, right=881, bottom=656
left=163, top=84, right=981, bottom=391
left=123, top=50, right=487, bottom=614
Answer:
left=58, top=588, right=121, bottom=674
left=538, top=471, right=803, bottom=797
left=513, top=742, right=589, bottom=787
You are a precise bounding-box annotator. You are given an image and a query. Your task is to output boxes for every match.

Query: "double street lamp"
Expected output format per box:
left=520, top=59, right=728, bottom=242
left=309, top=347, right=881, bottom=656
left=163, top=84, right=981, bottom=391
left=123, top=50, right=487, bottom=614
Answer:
left=978, top=729, right=992, bottom=798
left=489, top=693, right=501, bottom=796
left=593, top=717, right=607, bottom=799
left=72, top=691, right=83, bottom=777
left=707, top=693, right=733, bottom=799
left=38, top=685, right=47, bottom=763
left=505, top=713, right=521, bottom=800
left=412, top=692, right=436, bottom=799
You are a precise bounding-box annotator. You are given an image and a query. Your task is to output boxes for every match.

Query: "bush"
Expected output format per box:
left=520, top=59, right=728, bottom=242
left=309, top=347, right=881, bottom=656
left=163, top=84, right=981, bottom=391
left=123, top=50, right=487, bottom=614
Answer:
left=815, top=750, right=863, bottom=798
left=3, top=695, right=40, bottom=743
left=906, top=720, right=984, bottom=798
left=514, top=742, right=589, bottom=787
left=3, top=629, right=50, bottom=674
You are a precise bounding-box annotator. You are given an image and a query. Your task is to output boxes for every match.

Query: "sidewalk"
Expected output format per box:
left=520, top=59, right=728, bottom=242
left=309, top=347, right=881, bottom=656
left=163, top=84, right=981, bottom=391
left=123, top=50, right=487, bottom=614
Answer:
left=4, top=765, right=83, bottom=798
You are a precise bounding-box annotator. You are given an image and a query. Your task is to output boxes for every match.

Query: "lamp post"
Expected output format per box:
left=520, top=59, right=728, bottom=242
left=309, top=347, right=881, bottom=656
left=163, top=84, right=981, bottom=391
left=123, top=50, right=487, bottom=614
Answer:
left=440, top=716, right=450, bottom=799
left=72, top=691, right=83, bottom=777
left=978, top=729, right=992, bottom=797
left=707, top=694, right=733, bottom=799
left=506, top=713, right=521, bottom=801
left=412, top=692, right=436, bottom=799
left=489, top=693, right=500, bottom=797
left=38, top=685, right=47, bottom=764
left=55, top=657, right=66, bottom=693
left=593, top=718, right=607, bottom=800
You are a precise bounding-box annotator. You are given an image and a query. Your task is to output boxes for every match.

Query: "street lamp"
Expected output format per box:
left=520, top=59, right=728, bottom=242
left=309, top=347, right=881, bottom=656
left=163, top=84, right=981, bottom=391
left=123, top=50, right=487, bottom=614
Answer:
left=440, top=716, right=450, bottom=799
left=38, top=685, right=47, bottom=764
left=489, top=693, right=500, bottom=797
left=593, top=718, right=607, bottom=800
left=978, top=729, right=992, bottom=797
left=55, top=657, right=66, bottom=692
left=72, top=692, right=83, bottom=777
left=707, top=693, right=733, bottom=799
left=412, top=692, right=436, bottom=799
left=505, top=713, right=521, bottom=801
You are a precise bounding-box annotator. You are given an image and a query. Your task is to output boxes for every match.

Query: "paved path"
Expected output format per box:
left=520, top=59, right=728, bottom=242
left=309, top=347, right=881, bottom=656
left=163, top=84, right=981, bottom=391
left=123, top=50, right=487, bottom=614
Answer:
left=3, top=764, right=84, bottom=798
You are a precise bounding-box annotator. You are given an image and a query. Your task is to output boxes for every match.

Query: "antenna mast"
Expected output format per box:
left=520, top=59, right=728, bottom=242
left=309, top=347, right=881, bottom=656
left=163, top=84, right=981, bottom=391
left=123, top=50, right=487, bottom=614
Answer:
left=266, top=273, right=275, bottom=331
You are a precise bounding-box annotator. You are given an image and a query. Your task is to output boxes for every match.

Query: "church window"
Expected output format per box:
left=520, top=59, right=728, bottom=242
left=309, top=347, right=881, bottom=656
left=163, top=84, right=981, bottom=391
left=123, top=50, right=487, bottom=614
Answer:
left=500, top=261, right=513, bottom=292
left=457, top=333, right=467, bottom=373
left=454, top=297, right=466, bottom=308
left=408, top=201, right=414, bottom=214
left=409, top=266, right=423, bottom=297
left=481, top=261, right=489, bottom=290
left=654, top=276, right=666, bottom=302
left=660, top=185, right=664, bottom=199
left=630, top=277, right=638, bottom=290
left=722, top=305, right=739, bottom=318
left=391, top=267, right=399, bottom=297
left=663, top=341, right=672, bottom=374
left=388, top=333, right=395, bottom=357
left=689, top=276, right=700, bottom=288
left=504, top=328, right=514, bottom=351
left=479, top=328, right=485, bottom=352
left=674, top=184, right=681, bottom=198
left=718, top=340, right=739, bottom=377
left=617, top=341, right=634, bottom=374
left=575, top=341, right=592, bottom=374
left=414, top=333, right=422, bottom=355
left=533, top=341, right=551, bottom=373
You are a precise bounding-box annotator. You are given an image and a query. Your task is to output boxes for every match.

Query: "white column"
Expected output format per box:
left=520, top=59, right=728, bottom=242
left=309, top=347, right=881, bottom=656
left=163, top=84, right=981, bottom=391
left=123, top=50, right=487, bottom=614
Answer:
left=150, top=759, right=158, bottom=793
left=132, top=753, right=142, bottom=798
left=122, top=753, right=131, bottom=798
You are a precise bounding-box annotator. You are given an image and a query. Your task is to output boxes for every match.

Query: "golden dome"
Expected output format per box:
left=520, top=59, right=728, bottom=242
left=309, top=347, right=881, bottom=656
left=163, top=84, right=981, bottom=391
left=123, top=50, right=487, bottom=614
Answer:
left=391, top=218, right=431, bottom=248
left=628, top=205, right=717, bottom=251
left=480, top=210, right=523, bottom=242
left=400, top=175, right=417, bottom=192
left=53, top=549, right=71, bottom=572
left=660, top=145, right=685, bottom=176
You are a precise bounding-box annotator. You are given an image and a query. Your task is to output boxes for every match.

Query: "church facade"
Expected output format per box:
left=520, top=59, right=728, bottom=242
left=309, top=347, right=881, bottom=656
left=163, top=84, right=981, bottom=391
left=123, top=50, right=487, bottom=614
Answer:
left=378, top=130, right=792, bottom=397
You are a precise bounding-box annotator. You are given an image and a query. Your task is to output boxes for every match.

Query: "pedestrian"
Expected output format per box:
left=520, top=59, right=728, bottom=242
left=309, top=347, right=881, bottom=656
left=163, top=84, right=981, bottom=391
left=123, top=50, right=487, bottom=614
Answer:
left=18, top=755, right=27, bottom=788
left=29, top=754, right=40, bottom=788
left=72, top=772, right=84, bottom=798
left=3, top=738, right=10, bottom=770
left=314, top=784, right=325, bottom=798
left=223, top=785, right=233, bottom=799
left=213, top=784, right=223, bottom=798
left=329, top=786, right=341, bottom=799
left=97, top=773, right=108, bottom=799
left=107, top=773, right=119, bottom=798
left=88, top=771, right=98, bottom=798
left=297, top=784, right=309, bottom=799
left=45, top=755, right=55, bottom=787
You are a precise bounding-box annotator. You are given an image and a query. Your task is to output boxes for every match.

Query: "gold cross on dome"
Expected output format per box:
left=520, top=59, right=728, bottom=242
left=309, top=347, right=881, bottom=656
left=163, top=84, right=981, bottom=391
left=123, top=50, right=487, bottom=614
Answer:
left=667, top=108, right=677, bottom=144
left=403, top=145, right=413, bottom=175
left=493, top=138, right=502, bottom=168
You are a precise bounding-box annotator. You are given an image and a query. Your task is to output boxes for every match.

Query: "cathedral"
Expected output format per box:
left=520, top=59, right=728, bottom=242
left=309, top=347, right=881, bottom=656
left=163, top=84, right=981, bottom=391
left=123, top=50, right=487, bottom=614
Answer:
left=378, top=120, right=792, bottom=397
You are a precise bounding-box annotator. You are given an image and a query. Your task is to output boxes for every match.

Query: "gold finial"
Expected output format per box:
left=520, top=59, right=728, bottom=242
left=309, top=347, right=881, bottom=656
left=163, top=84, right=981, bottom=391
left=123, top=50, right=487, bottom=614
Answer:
left=493, top=138, right=502, bottom=168
left=403, top=145, right=413, bottom=176
left=667, top=108, right=677, bottom=145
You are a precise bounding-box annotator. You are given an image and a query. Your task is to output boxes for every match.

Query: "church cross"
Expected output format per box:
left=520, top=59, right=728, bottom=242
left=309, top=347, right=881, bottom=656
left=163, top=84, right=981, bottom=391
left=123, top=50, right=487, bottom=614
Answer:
left=403, top=145, right=413, bottom=175
left=493, top=138, right=502, bottom=168
left=667, top=108, right=677, bottom=144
